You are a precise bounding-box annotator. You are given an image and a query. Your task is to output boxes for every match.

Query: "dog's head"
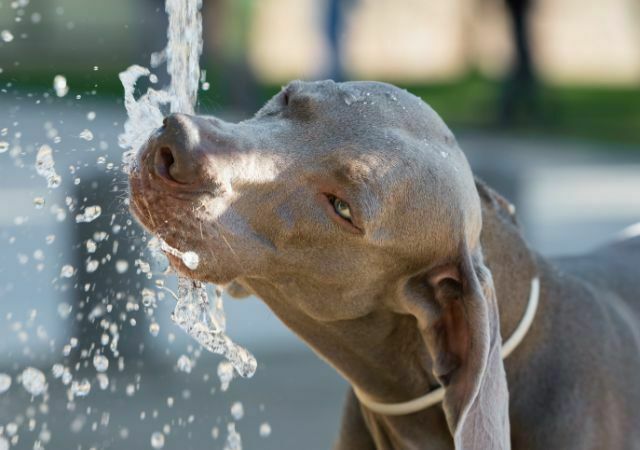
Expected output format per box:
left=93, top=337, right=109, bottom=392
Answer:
left=129, top=80, right=509, bottom=449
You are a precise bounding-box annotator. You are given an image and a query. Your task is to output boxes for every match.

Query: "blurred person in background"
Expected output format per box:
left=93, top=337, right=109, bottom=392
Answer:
left=326, top=0, right=357, bottom=81
left=500, top=0, right=540, bottom=125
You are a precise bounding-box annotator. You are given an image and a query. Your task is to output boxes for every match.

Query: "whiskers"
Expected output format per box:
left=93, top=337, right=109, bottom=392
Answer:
left=136, top=194, right=158, bottom=229
left=211, top=221, right=242, bottom=267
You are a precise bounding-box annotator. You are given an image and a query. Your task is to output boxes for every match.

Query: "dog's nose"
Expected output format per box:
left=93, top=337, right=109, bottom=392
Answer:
left=151, top=113, right=200, bottom=185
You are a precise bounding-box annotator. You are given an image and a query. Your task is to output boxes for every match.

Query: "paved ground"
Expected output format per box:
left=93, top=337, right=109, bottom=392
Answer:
left=0, top=96, right=639, bottom=449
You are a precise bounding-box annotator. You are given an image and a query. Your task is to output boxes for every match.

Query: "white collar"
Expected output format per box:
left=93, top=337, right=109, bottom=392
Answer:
left=353, top=277, right=540, bottom=416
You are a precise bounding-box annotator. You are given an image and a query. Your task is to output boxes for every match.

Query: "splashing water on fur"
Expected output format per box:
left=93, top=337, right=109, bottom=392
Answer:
left=119, top=0, right=257, bottom=380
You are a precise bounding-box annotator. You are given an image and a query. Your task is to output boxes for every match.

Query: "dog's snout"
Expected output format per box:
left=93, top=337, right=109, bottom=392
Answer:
left=151, top=113, right=200, bottom=185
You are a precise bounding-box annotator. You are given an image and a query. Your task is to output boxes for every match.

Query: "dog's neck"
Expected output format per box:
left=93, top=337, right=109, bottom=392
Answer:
left=249, top=182, right=539, bottom=447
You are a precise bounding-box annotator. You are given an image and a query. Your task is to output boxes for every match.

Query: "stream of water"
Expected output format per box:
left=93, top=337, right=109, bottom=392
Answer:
left=119, top=0, right=257, bottom=381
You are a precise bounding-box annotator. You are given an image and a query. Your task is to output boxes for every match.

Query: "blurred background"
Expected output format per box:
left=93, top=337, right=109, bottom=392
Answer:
left=0, top=0, right=639, bottom=449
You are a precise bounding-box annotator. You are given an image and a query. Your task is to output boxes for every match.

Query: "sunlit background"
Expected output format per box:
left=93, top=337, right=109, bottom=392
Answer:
left=1, top=0, right=639, bottom=449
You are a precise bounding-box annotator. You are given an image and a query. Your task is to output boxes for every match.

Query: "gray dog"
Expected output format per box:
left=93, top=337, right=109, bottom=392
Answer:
left=129, top=80, right=640, bottom=450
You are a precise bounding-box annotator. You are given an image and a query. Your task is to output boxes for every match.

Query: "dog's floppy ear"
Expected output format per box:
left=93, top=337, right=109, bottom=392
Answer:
left=402, top=245, right=510, bottom=450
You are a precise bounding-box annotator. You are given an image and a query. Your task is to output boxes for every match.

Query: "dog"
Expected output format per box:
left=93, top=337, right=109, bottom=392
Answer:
left=129, top=80, right=640, bottom=449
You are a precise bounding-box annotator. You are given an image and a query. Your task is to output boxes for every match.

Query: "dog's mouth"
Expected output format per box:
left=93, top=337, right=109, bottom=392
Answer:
left=129, top=165, right=243, bottom=285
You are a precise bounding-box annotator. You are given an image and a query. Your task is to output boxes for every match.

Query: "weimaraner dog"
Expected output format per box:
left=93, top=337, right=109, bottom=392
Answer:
left=129, top=80, right=640, bottom=449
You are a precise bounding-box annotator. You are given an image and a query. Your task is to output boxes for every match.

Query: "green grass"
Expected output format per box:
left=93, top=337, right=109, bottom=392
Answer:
left=408, top=75, right=640, bottom=147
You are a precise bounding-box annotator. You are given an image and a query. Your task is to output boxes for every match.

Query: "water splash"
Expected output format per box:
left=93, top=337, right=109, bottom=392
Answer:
left=35, top=144, right=61, bottom=188
left=119, top=0, right=256, bottom=382
left=20, top=367, right=47, bottom=396
left=171, top=278, right=256, bottom=378
left=118, top=23, right=216, bottom=400
left=74, top=205, right=102, bottom=223
left=118, top=65, right=170, bottom=170
left=119, top=0, right=203, bottom=171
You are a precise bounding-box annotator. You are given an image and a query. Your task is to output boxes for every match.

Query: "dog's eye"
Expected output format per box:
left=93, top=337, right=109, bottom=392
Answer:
left=329, top=195, right=352, bottom=221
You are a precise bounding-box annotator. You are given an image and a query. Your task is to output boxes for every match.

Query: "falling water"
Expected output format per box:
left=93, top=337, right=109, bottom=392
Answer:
left=118, top=0, right=257, bottom=380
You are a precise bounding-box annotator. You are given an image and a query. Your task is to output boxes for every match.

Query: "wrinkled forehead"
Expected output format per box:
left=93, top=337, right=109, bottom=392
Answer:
left=256, top=80, right=457, bottom=148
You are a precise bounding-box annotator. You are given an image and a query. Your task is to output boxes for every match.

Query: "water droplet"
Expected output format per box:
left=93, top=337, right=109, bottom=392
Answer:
left=94, top=231, right=108, bottom=241
left=97, top=373, right=109, bottom=390
left=230, top=402, right=244, bottom=420
left=149, top=322, right=160, bottom=336
left=39, top=428, right=52, bottom=444
left=79, top=129, right=94, bottom=141
left=126, top=384, right=135, bottom=396
left=1, top=30, right=14, bottom=43
left=0, top=141, right=8, bottom=153
left=259, top=422, right=271, bottom=437
left=60, top=265, right=74, bottom=278
left=70, top=378, right=91, bottom=397
left=0, top=373, right=12, bottom=394
left=224, top=423, right=242, bottom=450
left=440, top=151, right=449, bottom=159
left=87, top=111, right=96, bottom=121
left=52, top=364, right=64, bottom=378
left=75, top=205, right=101, bottom=223
left=21, top=367, right=46, bottom=396
left=115, top=260, right=129, bottom=273
left=181, top=251, right=199, bottom=270
left=93, top=354, right=109, bottom=372
left=86, top=259, right=99, bottom=273
left=150, top=431, right=165, bottom=448
left=218, top=361, right=234, bottom=392
left=5, top=423, right=17, bottom=437
left=57, top=307, right=72, bottom=326
left=36, top=144, right=61, bottom=189
left=86, top=239, right=97, bottom=253
left=53, top=75, right=68, bottom=97
left=176, top=355, right=192, bottom=374
left=33, top=196, right=45, bottom=209
left=141, top=288, right=156, bottom=307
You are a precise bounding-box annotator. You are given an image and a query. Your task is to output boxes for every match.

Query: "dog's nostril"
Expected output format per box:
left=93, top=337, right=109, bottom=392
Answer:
left=154, top=146, right=177, bottom=181
left=159, top=146, right=174, bottom=168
